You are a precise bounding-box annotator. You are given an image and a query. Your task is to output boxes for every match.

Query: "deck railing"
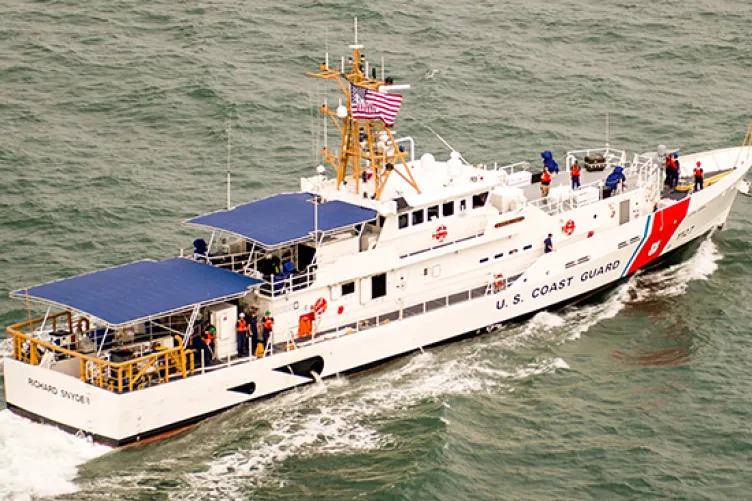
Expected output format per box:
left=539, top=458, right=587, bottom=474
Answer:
left=7, top=313, right=195, bottom=393
left=257, top=266, right=317, bottom=298
left=285, top=272, right=523, bottom=351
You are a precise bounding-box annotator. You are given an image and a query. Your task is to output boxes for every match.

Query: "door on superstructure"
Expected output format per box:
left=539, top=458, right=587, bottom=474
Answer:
left=619, top=200, right=630, bottom=225
left=360, top=273, right=388, bottom=304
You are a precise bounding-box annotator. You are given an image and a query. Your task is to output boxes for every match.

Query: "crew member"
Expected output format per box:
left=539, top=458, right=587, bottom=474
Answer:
left=571, top=160, right=581, bottom=190
left=261, top=311, right=274, bottom=355
left=694, top=161, right=704, bottom=192
left=198, top=324, right=215, bottom=361
left=665, top=154, right=674, bottom=189
left=670, top=152, right=681, bottom=188
left=540, top=167, right=552, bottom=199
left=544, top=233, right=554, bottom=253
left=236, top=312, right=249, bottom=356
left=248, top=307, right=260, bottom=357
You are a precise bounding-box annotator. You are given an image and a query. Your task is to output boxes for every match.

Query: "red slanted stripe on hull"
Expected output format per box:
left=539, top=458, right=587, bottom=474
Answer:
left=627, top=198, right=690, bottom=275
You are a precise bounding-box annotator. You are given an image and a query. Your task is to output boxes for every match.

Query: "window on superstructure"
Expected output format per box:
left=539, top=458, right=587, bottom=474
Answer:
left=459, top=199, right=467, bottom=211
left=427, top=205, right=440, bottom=221
left=372, top=273, right=387, bottom=299
left=494, top=252, right=503, bottom=259
left=398, top=213, right=409, bottom=229
left=378, top=216, right=386, bottom=227
left=473, top=192, right=489, bottom=208
left=443, top=201, right=454, bottom=217
left=523, top=244, right=532, bottom=251
left=342, top=281, right=355, bottom=296
left=412, top=209, right=424, bottom=225
left=480, top=257, right=489, bottom=263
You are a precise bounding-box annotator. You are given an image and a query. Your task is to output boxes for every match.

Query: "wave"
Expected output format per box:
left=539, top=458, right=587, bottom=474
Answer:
left=627, top=237, right=722, bottom=302
left=0, top=410, right=110, bottom=501
left=0, top=338, right=13, bottom=370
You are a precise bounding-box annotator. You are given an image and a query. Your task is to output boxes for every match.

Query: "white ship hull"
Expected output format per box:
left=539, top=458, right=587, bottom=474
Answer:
left=5, top=159, right=746, bottom=446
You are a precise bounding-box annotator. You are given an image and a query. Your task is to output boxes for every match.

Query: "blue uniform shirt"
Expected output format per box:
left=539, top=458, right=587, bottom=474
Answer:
left=544, top=237, right=553, bottom=253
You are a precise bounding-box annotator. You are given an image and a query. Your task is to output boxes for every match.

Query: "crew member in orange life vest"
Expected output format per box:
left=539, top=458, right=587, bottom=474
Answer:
left=196, top=323, right=215, bottom=360
left=665, top=153, right=679, bottom=189
left=540, top=167, right=552, bottom=199
left=261, top=311, right=274, bottom=352
left=236, top=312, right=249, bottom=356
left=694, top=161, right=704, bottom=192
left=670, top=152, right=680, bottom=189
left=570, top=160, right=581, bottom=190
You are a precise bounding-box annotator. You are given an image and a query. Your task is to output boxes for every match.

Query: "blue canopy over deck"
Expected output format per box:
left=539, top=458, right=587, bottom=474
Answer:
left=184, top=192, right=378, bottom=249
left=11, top=258, right=262, bottom=327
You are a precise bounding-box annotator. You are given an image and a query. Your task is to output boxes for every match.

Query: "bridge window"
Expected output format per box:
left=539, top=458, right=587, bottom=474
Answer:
left=398, top=213, right=409, bottom=229
left=342, top=281, right=355, bottom=296
left=372, top=273, right=387, bottom=299
left=473, top=192, right=489, bottom=208
left=412, top=209, right=424, bottom=225
left=443, top=201, right=454, bottom=217
left=427, top=205, right=440, bottom=221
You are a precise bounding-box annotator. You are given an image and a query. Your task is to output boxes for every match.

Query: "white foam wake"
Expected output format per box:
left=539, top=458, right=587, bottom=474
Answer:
left=0, top=410, right=110, bottom=501
left=0, top=338, right=12, bottom=369
left=628, top=237, right=722, bottom=302
left=488, top=282, right=630, bottom=348
left=179, top=344, right=572, bottom=499
left=183, top=353, right=483, bottom=492
left=175, top=239, right=723, bottom=498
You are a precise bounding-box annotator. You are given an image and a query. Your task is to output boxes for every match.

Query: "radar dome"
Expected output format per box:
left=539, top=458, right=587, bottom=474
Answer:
left=420, top=153, right=435, bottom=169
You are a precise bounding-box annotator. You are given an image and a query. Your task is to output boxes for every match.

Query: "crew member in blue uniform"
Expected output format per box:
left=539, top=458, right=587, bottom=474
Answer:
left=544, top=233, right=554, bottom=253
left=249, top=307, right=260, bottom=356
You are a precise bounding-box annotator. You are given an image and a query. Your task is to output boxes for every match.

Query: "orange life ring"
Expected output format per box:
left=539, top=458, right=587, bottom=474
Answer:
left=313, top=297, right=328, bottom=315
left=493, top=273, right=505, bottom=291
left=77, top=317, right=90, bottom=334
left=433, top=225, right=448, bottom=242
left=562, top=219, right=575, bottom=236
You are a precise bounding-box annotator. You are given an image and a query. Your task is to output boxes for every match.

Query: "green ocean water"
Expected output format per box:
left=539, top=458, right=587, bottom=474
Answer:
left=1, top=0, right=752, bottom=499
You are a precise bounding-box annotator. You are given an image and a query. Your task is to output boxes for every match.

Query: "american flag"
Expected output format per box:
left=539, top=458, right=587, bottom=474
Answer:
left=349, top=84, right=403, bottom=126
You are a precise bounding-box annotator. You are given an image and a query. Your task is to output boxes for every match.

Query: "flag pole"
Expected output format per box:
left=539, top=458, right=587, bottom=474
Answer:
left=25, top=288, right=32, bottom=322
left=314, top=193, right=319, bottom=258
left=226, top=114, right=232, bottom=210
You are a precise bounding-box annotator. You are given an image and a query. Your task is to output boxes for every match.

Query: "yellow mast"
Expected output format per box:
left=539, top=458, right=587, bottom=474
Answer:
left=307, top=18, right=420, bottom=200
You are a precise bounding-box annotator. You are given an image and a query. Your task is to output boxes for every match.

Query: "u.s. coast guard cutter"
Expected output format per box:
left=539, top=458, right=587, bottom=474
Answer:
left=4, top=23, right=752, bottom=445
